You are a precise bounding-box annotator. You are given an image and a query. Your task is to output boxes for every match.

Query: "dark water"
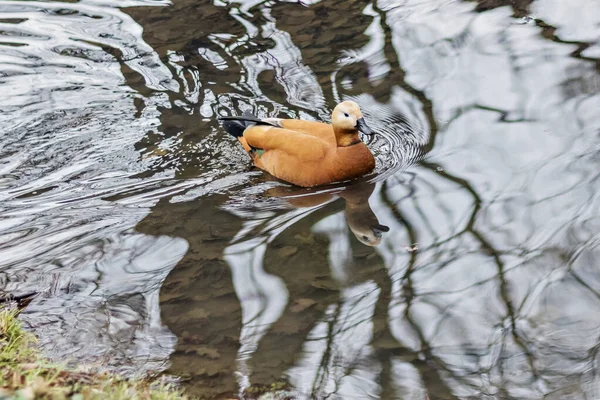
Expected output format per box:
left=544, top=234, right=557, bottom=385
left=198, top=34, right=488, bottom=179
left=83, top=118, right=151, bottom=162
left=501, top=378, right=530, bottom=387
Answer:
left=1, top=0, right=599, bottom=398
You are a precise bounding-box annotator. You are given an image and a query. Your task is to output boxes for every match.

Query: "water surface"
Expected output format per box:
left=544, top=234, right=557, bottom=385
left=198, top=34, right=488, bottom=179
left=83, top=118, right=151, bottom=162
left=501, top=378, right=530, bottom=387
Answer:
left=1, top=0, right=599, bottom=398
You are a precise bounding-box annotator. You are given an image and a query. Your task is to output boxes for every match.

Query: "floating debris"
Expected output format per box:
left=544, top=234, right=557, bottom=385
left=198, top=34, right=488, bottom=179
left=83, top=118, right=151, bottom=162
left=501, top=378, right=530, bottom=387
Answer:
left=404, top=243, right=419, bottom=252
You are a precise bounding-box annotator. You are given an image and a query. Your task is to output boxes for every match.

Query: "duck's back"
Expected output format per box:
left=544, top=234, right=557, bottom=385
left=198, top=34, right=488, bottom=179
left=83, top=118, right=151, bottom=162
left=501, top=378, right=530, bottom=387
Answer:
left=279, top=119, right=337, bottom=146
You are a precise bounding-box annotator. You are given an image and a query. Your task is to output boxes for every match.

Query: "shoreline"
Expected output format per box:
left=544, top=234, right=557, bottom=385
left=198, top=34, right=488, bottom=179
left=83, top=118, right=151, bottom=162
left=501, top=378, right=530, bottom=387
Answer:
left=0, top=307, right=188, bottom=400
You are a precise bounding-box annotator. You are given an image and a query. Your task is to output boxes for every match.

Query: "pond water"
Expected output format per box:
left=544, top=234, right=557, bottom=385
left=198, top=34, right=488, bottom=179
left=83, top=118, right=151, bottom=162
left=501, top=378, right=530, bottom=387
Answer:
left=1, top=0, right=599, bottom=398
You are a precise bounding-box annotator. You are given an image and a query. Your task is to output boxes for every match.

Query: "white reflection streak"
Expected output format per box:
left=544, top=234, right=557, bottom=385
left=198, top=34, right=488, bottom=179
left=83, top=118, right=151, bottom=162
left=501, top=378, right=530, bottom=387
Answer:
left=312, top=213, right=352, bottom=285
left=76, top=0, right=176, bottom=91
left=0, top=0, right=178, bottom=123
left=169, top=50, right=202, bottom=103
left=221, top=1, right=328, bottom=116
left=229, top=206, right=323, bottom=245
left=288, top=283, right=381, bottom=399
left=338, top=3, right=390, bottom=86
left=224, top=238, right=289, bottom=394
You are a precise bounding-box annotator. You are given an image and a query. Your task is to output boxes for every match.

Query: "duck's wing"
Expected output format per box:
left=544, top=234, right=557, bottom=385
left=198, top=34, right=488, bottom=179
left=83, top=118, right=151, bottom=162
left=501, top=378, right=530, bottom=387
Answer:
left=279, top=120, right=336, bottom=144
left=243, top=125, right=327, bottom=161
left=220, top=115, right=335, bottom=142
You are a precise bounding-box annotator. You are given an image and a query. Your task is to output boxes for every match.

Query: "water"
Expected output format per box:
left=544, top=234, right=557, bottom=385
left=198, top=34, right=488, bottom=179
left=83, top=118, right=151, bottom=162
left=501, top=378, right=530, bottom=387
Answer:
left=1, top=0, right=599, bottom=398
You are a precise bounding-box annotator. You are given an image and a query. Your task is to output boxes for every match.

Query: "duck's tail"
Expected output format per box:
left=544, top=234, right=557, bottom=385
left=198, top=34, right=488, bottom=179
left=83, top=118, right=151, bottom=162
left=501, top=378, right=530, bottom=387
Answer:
left=219, top=111, right=255, bottom=138
left=219, top=112, right=278, bottom=138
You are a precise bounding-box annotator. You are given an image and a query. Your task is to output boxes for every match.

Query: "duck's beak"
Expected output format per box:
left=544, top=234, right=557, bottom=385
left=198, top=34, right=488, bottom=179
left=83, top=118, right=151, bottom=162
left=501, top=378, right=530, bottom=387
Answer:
left=356, top=117, right=375, bottom=136
left=371, top=224, right=390, bottom=238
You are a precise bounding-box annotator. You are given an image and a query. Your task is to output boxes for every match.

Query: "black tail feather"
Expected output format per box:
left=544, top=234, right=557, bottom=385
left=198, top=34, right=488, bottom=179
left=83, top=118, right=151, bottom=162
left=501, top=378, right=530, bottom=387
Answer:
left=219, top=111, right=277, bottom=138
left=221, top=119, right=247, bottom=138
left=220, top=111, right=255, bottom=138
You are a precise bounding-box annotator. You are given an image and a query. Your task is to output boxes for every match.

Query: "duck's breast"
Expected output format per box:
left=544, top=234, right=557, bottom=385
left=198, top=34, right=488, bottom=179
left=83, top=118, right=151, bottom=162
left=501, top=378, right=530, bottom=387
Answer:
left=332, top=144, right=376, bottom=180
left=256, top=142, right=374, bottom=187
left=257, top=148, right=332, bottom=187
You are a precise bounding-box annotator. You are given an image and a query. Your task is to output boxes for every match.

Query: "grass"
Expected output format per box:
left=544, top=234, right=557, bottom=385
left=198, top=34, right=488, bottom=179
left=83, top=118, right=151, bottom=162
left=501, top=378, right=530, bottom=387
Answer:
left=0, top=307, right=189, bottom=400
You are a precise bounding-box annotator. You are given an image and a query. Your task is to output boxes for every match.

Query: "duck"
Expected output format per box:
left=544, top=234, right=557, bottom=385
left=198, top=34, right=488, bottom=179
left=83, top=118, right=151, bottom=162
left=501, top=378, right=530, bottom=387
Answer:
left=219, top=101, right=376, bottom=187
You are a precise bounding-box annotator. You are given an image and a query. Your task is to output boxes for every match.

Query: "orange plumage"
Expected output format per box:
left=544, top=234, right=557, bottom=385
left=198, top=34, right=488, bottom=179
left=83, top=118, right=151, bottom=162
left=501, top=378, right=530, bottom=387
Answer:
left=220, top=101, right=376, bottom=187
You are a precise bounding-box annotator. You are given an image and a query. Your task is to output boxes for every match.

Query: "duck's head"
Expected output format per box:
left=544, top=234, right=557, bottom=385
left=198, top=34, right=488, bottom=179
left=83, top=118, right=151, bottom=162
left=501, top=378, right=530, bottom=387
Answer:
left=342, top=182, right=389, bottom=246
left=350, top=223, right=390, bottom=246
left=331, top=101, right=375, bottom=145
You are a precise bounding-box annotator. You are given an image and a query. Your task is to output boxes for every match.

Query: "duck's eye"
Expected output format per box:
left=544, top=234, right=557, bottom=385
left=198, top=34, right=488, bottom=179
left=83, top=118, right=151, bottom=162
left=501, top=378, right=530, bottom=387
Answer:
left=344, top=112, right=349, bottom=118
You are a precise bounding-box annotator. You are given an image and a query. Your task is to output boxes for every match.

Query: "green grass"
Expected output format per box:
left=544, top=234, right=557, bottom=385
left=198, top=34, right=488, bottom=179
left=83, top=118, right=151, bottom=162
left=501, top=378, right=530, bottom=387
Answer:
left=0, top=307, right=189, bottom=400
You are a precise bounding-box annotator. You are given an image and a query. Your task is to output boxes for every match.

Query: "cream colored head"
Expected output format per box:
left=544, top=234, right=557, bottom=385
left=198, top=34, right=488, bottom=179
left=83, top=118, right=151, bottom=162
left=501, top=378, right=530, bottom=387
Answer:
left=332, top=101, right=362, bottom=131
left=331, top=101, right=375, bottom=137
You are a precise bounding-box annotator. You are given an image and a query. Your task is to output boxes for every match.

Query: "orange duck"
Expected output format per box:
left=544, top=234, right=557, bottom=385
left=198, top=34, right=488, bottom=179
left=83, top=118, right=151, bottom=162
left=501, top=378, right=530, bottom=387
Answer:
left=219, top=101, right=376, bottom=187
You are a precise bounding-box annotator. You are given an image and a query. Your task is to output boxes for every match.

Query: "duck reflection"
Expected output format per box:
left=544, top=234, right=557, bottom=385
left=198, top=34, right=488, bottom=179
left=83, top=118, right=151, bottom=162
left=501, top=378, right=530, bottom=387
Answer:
left=265, top=181, right=389, bottom=247
left=339, top=183, right=390, bottom=246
